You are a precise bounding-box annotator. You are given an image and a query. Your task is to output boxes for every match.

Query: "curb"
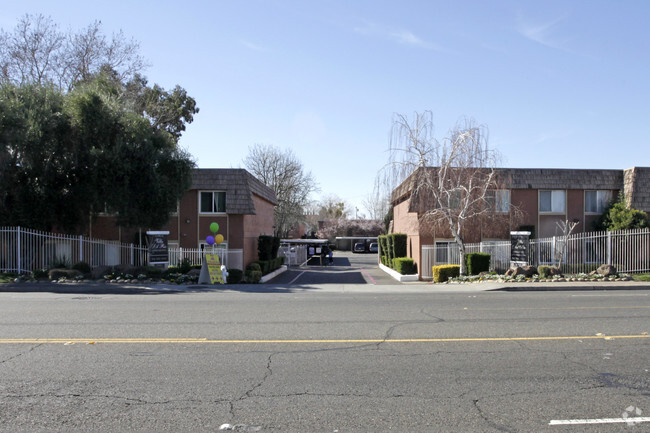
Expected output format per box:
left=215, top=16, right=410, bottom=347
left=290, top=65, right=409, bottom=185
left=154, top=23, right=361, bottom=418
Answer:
left=378, top=263, right=419, bottom=282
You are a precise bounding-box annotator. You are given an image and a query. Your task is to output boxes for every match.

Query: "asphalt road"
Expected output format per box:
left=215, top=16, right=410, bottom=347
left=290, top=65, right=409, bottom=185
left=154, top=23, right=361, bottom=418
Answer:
left=1, top=255, right=649, bottom=432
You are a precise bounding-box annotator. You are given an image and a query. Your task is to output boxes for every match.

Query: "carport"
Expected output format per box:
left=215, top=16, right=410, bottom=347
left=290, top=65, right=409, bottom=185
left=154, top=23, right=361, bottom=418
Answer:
left=334, top=237, right=378, bottom=252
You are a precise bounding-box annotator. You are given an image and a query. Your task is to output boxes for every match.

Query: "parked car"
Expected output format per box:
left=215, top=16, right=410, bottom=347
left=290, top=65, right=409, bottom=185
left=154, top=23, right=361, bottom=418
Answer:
left=368, top=242, right=378, bottom=253
left=353, top=242, right=366, bottom=253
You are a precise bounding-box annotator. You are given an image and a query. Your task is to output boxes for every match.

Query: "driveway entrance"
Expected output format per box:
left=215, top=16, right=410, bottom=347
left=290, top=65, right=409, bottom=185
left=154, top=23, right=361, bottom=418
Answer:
left=268, top=251, right=397, bottom=285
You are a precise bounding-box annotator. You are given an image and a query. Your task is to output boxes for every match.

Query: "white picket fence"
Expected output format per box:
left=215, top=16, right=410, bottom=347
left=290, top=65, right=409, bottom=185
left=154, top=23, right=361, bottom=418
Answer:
left=421, top=228, right=650, bottom=279
left=0, top=226, right=242, bottom=273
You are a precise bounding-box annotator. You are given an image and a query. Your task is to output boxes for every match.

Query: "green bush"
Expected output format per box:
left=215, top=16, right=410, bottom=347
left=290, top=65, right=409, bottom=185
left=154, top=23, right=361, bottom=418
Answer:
left=272, top=237, right=281, bottom=259
left=227, top=268, right=243, bottom=284
left=258, top=235, right=275, bottom=261
left=32, top=268, right=49, bottom=279
left=246, top=262, right=262, bottom=272
left=432, top=265, right=460, bottom=283
left=386, top=235, right=394, bottom=267
left=378, top=235, right=388, bottom=256
left=391, top=233, right=407, bottom=258
left=48, top=268, right=82, bottom=280
left=537, top=265, right=561, bottom=278
left=71, top=261, right=91, bottom=274
left=178, top=258, right=192, bottom=274
left=245, top=270, right=262, bottom=284
left=465, top=253, right=491, bottom=275
left=393, top=257, right=416, bottom=275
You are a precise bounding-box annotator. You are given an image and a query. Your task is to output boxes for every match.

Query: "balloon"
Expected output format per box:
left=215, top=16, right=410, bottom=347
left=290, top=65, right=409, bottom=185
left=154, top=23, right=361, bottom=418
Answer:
left=206, top=235, right=215, bottom=245
left=210, top=222, right=219, bottom=233
left=215, top=234, right=224, bottom=244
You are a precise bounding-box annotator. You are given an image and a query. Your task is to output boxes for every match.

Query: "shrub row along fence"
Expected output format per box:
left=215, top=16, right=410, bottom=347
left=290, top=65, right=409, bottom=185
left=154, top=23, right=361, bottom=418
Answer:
left=421, top=228, right=650, bottom=279
left=0, top=226, right=239, bottom=274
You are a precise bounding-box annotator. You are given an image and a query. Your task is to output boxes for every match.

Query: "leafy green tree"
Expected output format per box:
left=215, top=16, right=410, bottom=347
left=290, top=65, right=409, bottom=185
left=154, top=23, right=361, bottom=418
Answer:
left=593, top=195, right=649, bottom=231
left=0, top=74, right=196, bottom=231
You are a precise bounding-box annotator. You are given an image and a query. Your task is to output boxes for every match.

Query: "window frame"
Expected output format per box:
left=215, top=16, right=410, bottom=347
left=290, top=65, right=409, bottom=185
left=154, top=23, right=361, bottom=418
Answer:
left=486, top=189, right=511, bottom=213
left=584, top=190, right=612, bottom=214
left=199, top=191, right=226, bottom=214
left=539, top=190, right=566, bottom=214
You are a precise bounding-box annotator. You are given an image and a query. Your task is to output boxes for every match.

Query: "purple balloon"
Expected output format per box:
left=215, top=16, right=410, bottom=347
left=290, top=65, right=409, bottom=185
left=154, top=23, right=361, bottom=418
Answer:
left=206, top=235, right=215, bottom=245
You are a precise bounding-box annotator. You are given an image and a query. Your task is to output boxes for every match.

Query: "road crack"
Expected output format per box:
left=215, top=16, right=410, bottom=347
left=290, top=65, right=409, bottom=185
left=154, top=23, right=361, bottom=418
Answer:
left=0, top=344, right=42, bottom=365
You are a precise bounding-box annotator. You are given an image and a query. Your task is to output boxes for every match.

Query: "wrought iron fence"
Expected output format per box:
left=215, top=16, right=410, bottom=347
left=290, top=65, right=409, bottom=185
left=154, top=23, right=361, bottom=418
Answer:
left=0, top=226, right=244, bottom=273
left=421, top=228, right=650, bottom=278
left=0, top=226, right=148, bottom=273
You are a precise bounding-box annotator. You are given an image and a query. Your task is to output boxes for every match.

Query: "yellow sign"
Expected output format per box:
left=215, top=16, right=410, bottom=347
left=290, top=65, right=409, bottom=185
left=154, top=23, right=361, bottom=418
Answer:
left=205, top=254, right=224, bottom=284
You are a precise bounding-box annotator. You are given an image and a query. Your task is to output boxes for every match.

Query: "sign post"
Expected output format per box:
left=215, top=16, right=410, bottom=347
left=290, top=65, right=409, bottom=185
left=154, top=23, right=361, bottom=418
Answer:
left=146, top=231, right=169, bottom=267
left=510, top=231, right=531, bottom=268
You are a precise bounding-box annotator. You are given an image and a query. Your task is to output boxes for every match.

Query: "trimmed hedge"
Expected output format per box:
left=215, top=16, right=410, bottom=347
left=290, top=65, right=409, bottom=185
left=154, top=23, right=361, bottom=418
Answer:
left=432, top=264, right=460, bottom=283
left=245, top=270, right=262, bottom=284
left=48, top=268, right=83, bottom=280
left=227, top=269, right=243, bottom=284
left=465, top=253, right=491, bottom=275
left=258, top=235, right=274, bottom=261
left=391, top=233, right=407, bottom=259
left=393, top=257, right=417, bottom=275
left=386, top=235, right=394, bottom=267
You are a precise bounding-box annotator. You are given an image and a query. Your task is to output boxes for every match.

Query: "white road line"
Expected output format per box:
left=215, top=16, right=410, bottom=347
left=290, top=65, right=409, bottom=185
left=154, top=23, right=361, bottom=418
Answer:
left=288, top=271, right=306, bottom=285
left=549, top=417, right=650, bottom=425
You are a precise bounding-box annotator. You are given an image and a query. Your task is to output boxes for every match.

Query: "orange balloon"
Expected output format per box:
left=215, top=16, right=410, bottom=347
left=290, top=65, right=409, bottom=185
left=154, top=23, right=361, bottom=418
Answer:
left=215, top=234, right=224, bottom=244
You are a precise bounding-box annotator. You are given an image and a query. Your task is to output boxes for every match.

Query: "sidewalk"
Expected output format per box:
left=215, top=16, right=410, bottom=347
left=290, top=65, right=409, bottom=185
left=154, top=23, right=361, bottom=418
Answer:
left=1, top=279, right=649, bottom=295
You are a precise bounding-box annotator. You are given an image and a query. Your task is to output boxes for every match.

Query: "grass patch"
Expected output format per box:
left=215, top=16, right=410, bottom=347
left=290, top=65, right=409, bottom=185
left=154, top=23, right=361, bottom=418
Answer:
left=0, top=273, right=18, bottom=283
left=631, top=273, right=650, bottom=282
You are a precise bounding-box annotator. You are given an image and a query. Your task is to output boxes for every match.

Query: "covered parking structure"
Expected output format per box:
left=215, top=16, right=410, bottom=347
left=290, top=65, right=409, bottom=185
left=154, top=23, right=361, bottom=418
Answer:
left=334, top=237, right=378, bottom=252
left=279, top=239, right=330, bottom=266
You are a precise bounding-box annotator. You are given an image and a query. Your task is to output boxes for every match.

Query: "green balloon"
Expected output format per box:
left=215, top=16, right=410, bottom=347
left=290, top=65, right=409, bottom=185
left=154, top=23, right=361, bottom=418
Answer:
left=210, top=222, right=219, bottom=233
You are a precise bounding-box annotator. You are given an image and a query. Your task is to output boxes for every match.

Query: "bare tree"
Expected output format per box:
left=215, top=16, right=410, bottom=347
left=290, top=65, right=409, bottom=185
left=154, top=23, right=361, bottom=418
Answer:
left=0, top=14, right=146, bottom=90
left=244, top=144, right=319, bottom=237
left=362, top=181, right=391, bottom=221
left=386, top=111, right=503, bottom=275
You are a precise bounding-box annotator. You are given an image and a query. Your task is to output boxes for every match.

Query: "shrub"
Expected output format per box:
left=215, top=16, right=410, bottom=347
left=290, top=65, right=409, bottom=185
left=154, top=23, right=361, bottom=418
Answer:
left=272, top=237, right=281, bottom=259
left=378, top=235, right=388, bottom=256
left=391, top=233, right=408, bottom=258
left=71, top=261, right=91, bottom=274
left=393, top=257, right=417, bottom=275
left=246, top=262, right=262, bottom=272
left=48, top=268, right=83, bottom=280
left=465, top=253, right=491, bottom=275
left=178, top=258, right=192, bottom=274
left=258, top=235, right=275, bottom=261
left=245, top=270, right=262, bottom=284
left=386, top=235, right=394, bottom=267
left=538, top=265, right=561, bottom=278
left=432, top=265, right=460, bottom=283
left=32, top=268, right=49, bottom=279
left=228, top=268, right=243, bottom=284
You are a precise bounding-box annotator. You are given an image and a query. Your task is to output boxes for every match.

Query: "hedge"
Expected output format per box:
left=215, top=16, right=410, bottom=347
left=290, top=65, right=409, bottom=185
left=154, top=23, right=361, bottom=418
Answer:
left=432, top=264, right=460, bottom=283
left=465, top=253, right=491, bottom=275
left=391, top=233, right=407, bottom=259
left=393, top=257, right=417, bottom=275
left=386, top=235, right=394, bottom=267
left=227, top=269, right=243, bottom=284
left=258, top=235, right=275, bottom=261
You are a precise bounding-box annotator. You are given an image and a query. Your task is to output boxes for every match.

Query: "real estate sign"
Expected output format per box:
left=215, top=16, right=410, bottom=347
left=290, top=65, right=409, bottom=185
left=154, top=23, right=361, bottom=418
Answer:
left=510, top=231, right=531, bottom=266
left=198, top=253, right=225, bottom=284
left=146, top=231, right=169, bottom=265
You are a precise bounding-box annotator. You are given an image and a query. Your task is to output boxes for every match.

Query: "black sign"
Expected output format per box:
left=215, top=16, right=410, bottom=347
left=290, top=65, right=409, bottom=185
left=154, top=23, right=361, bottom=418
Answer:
left=147, top=231, right=169, bottom=264
left=510, top=231, right=530, bottom=264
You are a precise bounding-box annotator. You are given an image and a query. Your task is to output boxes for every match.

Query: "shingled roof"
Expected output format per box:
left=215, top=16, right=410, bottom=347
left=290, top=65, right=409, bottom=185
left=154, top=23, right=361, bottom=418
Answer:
left=392, top=166, right=644, bottom=207
left=191, top=169, right=277, bottom=215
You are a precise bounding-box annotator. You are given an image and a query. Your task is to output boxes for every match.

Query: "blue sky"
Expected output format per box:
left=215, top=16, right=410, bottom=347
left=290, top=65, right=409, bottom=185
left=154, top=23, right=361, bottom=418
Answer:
left=3, top=1, right=649, bottom=217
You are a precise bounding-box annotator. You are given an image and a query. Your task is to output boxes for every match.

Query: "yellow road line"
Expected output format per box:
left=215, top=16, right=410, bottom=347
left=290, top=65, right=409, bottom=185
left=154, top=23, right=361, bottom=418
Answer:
left=0, top=335, right=648, bottom=344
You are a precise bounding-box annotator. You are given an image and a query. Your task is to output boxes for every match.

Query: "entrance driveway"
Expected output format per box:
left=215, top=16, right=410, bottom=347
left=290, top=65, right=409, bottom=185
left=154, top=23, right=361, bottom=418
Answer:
left=269, top=251, right=397, bottom=286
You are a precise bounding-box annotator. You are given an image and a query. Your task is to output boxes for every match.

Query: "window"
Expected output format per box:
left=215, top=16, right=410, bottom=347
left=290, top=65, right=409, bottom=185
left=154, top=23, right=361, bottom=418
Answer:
left=200, top=191, right=226, bottom=213
left=486, top=190, right=510, bottom=213
left=539, top=190, right=566, bottom=213
left=585, top=190, right=611, bottom=214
